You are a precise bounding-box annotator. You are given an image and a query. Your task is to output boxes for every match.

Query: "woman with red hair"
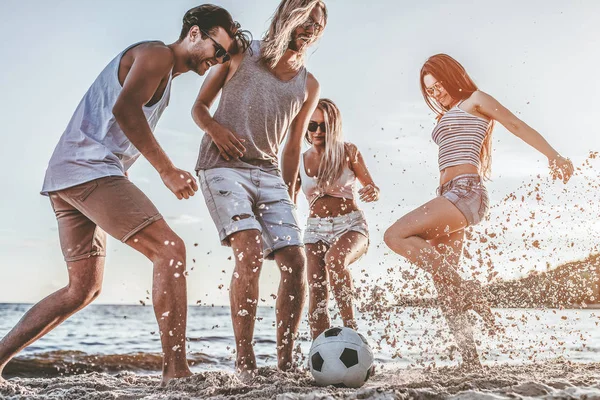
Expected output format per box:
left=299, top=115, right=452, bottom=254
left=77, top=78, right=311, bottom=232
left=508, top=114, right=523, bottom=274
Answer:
left=384, top=54, right=574, bottom=367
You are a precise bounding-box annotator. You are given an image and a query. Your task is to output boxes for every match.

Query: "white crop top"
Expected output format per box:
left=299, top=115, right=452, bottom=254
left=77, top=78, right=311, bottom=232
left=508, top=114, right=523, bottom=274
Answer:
left=299, top=151, right=356, bottom=207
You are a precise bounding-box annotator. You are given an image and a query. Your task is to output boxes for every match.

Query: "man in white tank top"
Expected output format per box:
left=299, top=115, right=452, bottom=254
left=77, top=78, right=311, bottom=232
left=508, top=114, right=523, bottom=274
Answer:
left=0, top=5, right=250, bottom=385
left=192, top=0, right=326, bottom=380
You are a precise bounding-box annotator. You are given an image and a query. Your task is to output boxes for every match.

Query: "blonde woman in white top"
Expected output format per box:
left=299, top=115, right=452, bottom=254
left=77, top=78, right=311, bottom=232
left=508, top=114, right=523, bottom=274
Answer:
left=294, top=98, right=380, bottom=338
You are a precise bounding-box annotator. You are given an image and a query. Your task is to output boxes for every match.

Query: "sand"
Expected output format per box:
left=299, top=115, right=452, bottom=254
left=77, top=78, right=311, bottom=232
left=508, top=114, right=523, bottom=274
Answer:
left=3, top=359, right=600, bottom=399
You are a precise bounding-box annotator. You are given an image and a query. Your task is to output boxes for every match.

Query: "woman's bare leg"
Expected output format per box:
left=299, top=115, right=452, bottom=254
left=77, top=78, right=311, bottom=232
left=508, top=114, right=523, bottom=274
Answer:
left=384, top=196, right=496, bottom=366
left=306, top=242, right=330, bottom=339
left=324, top=231, right=368, bottom=330
left=384, top=197, right=468, bottom=287
left=430, top=230, right=481, bottom=368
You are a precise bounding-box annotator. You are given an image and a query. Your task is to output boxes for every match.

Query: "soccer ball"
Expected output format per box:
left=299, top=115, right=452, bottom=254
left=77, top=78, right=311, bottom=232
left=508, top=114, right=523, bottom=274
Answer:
left=308, top=327, right=374, bottom=388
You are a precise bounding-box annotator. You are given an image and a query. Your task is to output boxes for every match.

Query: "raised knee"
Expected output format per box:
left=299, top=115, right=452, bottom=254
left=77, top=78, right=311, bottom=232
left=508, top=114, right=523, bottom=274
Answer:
left=383, top=226, right=395, bottom=248
left=384, top=226, right=406, bottom=252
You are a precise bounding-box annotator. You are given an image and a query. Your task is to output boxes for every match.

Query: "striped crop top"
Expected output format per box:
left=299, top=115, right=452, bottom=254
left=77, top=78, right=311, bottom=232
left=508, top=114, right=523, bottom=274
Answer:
left=299, top=151, right=356, bottom=207
left=431, top=101, right=490, bottom=171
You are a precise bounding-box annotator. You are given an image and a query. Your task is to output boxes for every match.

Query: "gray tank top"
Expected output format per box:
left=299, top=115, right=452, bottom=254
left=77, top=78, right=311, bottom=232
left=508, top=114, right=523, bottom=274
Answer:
left=41, top=41, right=172, bottom=195
left=195, top=40, right=308, bottom=174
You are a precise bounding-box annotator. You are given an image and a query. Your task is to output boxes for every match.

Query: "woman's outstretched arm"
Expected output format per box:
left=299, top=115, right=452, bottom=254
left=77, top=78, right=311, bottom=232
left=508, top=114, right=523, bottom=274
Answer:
left=470, top=90, right=574, bottom=183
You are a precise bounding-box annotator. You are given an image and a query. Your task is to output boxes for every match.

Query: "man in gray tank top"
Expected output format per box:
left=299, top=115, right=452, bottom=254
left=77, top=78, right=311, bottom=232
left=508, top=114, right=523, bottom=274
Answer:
left=0, top=5, right=250, bottom=386
left=193, top=0, right=326, bottom=380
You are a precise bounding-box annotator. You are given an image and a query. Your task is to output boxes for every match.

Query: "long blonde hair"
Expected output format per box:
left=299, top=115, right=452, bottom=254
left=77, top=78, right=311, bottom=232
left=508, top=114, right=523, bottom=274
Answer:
left=261, top=0, right=327, bottom=70
left=420, top=54, right=494, bottom=180
left=305, top=99, right=348, bottom=192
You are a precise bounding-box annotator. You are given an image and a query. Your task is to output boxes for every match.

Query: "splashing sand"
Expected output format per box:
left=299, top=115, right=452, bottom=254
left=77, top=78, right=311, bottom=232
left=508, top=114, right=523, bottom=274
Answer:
left=2, top=359, right=600, bottom=399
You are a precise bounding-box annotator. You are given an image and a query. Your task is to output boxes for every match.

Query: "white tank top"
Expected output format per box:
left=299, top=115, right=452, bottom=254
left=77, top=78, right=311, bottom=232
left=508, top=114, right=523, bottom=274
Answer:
left=299, top=151, right=356, bottom=207
left=41, top=41, right=172, bottom=195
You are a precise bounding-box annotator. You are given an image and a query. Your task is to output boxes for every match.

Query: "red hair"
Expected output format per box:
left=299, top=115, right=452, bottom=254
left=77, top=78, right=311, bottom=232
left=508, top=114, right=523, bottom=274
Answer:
left=420, top=54, right=494, bottom=180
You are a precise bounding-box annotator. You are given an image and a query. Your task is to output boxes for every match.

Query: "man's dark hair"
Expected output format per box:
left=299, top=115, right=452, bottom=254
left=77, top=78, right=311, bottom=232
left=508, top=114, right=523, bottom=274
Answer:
left=179, top=4, right=252, bottom=54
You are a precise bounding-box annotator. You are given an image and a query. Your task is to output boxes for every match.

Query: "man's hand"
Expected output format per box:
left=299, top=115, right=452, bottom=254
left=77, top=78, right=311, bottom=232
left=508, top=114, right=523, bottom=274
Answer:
left=193, top=59, right=248, bottom=161
left=160, top=167, right=199, bottom=199
left=208, top=122, right=246, bottom=160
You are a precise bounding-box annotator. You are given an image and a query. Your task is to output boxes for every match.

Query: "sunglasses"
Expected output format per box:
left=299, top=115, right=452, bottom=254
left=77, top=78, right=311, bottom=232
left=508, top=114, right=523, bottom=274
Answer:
left=307, top=121, right=326, bottom=133
left=301, top=17, right=324, bottom=35
left=200, top=29, right=231, bottom=63
left=425, top=81, right=444, bottom=96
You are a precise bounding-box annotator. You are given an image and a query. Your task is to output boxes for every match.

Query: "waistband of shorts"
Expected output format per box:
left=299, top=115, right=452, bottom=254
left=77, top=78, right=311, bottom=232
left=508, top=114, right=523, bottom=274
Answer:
left=437, top=173, right=484, bottom=196
left=306, top=210, right=365, bottom=225
left=196, top=165, right=281, bottom=177
left=439, top=174, right=482, bottom=189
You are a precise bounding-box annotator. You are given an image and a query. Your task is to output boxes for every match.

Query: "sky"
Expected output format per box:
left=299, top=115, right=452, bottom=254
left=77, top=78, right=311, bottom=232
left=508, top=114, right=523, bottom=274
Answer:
left=0, top=0, right=598, bottom=305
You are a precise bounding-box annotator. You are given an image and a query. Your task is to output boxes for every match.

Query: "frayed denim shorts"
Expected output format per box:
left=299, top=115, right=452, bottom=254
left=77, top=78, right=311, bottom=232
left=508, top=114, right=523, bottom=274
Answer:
left=437, top=174, right=489, bottom=226
left=199, top=167, right=302, bottom=259
left=304, top=210, right=369, bottom=246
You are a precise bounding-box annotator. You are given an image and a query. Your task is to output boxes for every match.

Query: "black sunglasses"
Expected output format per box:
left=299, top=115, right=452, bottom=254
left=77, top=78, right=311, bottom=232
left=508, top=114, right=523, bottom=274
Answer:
left=200, top=29, right=231, bottom=63
left=307, top=121, right=326, bottom=133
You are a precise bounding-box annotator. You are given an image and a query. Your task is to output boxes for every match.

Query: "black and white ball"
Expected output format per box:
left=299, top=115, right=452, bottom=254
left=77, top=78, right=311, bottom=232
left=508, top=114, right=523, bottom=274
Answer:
left=308, top=327, right=374, bottom=388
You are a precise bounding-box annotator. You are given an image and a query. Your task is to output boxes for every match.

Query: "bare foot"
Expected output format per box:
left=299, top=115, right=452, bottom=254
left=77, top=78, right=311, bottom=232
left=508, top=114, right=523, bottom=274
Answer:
left=235, top=353, right=258, bottom=383
left=278, top=359, right=294, bottom=372
left=237, top=367, right=258, bottom=383
left=160, top=369, right=193, bottom=387
left=368, top=365, right=376, bottom=377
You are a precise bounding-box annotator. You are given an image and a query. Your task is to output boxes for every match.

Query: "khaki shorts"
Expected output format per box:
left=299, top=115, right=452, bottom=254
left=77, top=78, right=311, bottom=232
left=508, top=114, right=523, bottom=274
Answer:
left=48, top=176, right=163, bottom=262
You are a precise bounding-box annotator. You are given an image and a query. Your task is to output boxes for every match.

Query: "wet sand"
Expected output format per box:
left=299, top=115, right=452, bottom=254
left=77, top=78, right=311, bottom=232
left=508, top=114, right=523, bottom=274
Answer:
left=3, top=359, right=600, bottom=399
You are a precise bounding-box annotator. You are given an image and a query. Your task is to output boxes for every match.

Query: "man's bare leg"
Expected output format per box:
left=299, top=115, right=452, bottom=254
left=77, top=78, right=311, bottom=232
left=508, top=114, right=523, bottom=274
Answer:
left=227, top=229, right=264, bottom=380
left=0, top=256, right=105, bottom=380
left=126, top=219, right=193, bottom=385
left=273, top=246, right=307, bottom=371
left=0, top=219, right=191, bottom=385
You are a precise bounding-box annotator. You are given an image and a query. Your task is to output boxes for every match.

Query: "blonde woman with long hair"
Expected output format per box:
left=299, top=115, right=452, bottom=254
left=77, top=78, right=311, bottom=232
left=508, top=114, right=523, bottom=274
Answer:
left=384, top=54, right=574, bottom=368
left=295, top=98, right=380, bottom=339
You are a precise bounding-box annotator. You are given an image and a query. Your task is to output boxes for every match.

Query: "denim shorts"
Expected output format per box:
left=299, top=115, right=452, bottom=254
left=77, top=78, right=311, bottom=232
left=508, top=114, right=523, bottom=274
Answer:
left=436, top=174, right=489, bottom=226
left=198, top=167, right=303, bottom=258
left=304, top=210, right=369, bottom=246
